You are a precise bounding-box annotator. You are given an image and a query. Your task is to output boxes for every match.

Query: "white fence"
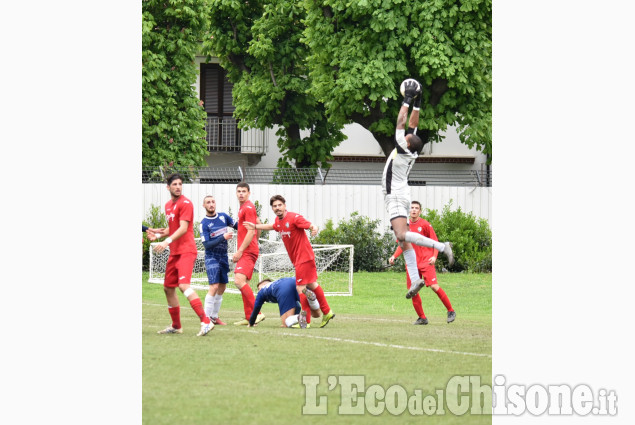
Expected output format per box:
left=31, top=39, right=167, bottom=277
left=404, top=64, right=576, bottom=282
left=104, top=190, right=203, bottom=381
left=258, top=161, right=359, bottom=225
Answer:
left=142, top=184, right=492, bottom=231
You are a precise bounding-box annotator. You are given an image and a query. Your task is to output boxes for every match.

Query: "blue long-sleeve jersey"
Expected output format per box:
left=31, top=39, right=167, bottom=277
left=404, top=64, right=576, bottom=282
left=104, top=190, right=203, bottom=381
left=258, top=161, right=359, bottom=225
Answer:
left=200, top=213, right=237, bottom=257
left=249, top=277, right=299, bottom=325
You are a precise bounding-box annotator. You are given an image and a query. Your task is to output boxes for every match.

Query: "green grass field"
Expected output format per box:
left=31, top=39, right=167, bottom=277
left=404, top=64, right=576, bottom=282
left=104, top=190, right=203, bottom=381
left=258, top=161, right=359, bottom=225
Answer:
left=143, top=271, right=491, bottom=424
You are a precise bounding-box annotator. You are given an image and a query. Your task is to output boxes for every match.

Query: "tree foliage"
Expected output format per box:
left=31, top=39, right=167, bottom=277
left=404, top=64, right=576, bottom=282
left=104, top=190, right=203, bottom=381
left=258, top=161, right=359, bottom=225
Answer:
left=203, top=0, right=346, bottom=169
left=422, top=200, right=492, bottom=272
left=312, top=212, right=395, bottom=272
left=142, top=0, right=210, bottom=167
left=303, top=0, right=492, bottom=157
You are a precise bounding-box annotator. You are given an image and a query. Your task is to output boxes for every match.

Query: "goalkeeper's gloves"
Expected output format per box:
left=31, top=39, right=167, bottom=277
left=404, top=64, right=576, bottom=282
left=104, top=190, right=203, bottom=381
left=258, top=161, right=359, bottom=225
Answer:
left=412, top=93, right=422, bottom=110
left=403, top=81, right=422, bottom=107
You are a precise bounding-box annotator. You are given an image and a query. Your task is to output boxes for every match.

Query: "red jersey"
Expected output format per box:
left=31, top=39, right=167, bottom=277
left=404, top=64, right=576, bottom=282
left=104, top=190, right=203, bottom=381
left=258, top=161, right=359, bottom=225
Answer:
left=273, top=211, right=314, bottom=265
left=408, top=218, right=439, bottom=268
left=237, top=200, right=259, bottom=255
left=164, top=195, right=197, bottom=255
left=393, top=217, right=439, bottom=268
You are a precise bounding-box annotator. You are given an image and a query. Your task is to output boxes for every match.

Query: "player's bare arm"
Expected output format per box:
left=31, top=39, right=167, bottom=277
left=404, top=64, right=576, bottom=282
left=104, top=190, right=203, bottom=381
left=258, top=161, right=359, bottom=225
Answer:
left=149, top=227, right=166, bottom=236
left=396, top=105, right=409, bottom=130
left=153, top=220, right=189, bottom=253
left=244, top=221, right=275, bottom=231
left=408, top=108, right=420, bottom=129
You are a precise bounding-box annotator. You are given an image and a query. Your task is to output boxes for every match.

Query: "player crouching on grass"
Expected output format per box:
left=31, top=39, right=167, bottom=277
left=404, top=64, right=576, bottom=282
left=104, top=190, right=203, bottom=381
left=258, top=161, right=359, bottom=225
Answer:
left=248, top=278, right=317, bottom=328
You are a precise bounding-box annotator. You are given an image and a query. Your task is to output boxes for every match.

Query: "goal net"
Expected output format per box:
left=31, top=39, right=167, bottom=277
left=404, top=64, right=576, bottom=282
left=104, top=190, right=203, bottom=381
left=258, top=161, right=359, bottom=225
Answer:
left=148, top=237, right=354, bottom=296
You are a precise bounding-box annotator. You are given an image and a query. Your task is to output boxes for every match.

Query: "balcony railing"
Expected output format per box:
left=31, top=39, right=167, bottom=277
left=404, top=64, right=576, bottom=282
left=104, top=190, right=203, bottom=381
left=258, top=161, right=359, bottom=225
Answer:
left=205, top=117, right=268, bottom=155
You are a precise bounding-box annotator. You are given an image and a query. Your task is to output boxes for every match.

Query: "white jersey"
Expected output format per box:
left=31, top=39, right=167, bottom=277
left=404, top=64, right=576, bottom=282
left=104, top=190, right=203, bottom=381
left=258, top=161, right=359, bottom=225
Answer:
left=382, top=129, right=418, bottom=196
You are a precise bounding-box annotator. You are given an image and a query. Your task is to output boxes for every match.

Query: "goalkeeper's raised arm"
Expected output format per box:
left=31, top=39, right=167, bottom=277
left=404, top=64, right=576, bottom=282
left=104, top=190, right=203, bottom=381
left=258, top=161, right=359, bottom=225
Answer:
left=396, top=79, right=422, bottom=150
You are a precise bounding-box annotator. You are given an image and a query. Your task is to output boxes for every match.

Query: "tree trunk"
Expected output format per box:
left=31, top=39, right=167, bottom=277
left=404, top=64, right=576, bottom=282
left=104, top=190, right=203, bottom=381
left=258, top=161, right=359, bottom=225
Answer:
left=286, top=124, right=312, bottom=168
left=375, top=133, right=395, bottom=157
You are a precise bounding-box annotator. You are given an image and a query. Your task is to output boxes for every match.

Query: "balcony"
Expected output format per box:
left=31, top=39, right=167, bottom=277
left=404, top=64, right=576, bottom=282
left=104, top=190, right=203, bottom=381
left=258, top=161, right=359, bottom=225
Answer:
left=205, top=117, right=268, bottom=155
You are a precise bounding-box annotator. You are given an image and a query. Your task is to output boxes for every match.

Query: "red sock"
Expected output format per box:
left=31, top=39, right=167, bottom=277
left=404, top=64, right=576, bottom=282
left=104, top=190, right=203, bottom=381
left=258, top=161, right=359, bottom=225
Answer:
left=312, top=285, right=330, bottom=315
left=436, top=287, right=453, bottom=312
left=168, top=306, right=181, bottom=329
left=412, top=294, right=426, bottom=319
left=407, top=279, right=426, bottom=318
left=299, top=293, right=311, bottom=324
left=189, top=298, right=210, bottom=323
left=239, top=285, right=255, bottom=319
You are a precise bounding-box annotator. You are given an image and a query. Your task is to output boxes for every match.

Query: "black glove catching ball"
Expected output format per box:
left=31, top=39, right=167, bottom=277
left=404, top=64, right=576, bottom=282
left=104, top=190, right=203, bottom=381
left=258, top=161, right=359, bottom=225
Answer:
left=400, top=78, right=422, bottom=106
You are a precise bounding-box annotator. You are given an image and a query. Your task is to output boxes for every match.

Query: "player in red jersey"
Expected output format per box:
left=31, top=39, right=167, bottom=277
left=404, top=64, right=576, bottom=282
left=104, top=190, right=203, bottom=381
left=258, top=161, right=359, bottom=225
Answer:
left=244, top=195, right=335, bottom=328
left=232, top=182, right=266, bottom=326
left=150, top=173, right=214, bottom=336
left=389, top=201, right=456, bottom=324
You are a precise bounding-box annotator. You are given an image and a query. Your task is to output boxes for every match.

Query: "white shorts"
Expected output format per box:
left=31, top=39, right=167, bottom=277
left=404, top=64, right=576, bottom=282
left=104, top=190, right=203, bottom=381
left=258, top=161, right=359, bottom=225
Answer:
left=384, top=193, right=411, bottom=220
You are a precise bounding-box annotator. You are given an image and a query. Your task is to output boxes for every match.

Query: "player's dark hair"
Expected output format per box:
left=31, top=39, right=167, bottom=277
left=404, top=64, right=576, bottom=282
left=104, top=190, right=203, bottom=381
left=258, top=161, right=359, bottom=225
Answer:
left=166, top=173, right=183, bottom=185
left=411, top=200, right=422, bottom=209
left=257, top=279, right=272, bottom=290
left=270, top=194, right=286, bottom=206
left=408, top=134, right=424, bottom=155
left=237, top=181, right=250, bottom=191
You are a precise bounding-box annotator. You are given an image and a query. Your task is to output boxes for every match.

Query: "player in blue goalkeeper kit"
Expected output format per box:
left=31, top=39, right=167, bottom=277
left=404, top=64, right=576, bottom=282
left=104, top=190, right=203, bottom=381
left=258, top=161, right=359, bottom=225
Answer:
left=249, top=277, right=318, bottom=328
left=200, top=195, right=238, bottom=325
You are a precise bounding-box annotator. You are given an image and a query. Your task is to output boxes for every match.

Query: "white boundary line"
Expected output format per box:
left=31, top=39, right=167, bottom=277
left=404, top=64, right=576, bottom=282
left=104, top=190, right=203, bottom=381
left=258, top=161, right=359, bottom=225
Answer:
left=247, top=330, right=491, bottom=358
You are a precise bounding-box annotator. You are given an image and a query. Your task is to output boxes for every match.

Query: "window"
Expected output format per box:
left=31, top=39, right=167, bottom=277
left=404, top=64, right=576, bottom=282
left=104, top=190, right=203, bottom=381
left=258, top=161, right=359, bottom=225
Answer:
left=200, top=64, right=240, bottom=151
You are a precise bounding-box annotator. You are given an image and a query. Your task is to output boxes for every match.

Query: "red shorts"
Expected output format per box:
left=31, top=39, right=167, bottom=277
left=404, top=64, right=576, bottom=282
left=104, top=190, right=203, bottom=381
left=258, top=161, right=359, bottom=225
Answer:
left=295, top=261, right=318, bottom=286
left=234, top=251, right=258, bottom=280
left=406, top=265, right=438, bottom=288
left=164, top=252, right=197, bottom=288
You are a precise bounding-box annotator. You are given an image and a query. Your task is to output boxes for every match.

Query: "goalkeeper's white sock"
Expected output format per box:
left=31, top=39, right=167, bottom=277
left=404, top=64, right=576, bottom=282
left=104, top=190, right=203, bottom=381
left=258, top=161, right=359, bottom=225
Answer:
left=211, top=294, right=223, bottom=318
left=403, top=248, right=420, bottom=283
left=204, top=293, right=214, bottom=317
left=405, top=231, right=446, bottom=251
left=307, top=297, right=320, bottom=311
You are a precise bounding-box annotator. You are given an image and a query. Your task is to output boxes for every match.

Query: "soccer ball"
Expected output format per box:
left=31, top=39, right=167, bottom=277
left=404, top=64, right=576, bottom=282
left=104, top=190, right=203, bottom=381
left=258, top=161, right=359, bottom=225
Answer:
left=400, top=78, right=421, bottom=97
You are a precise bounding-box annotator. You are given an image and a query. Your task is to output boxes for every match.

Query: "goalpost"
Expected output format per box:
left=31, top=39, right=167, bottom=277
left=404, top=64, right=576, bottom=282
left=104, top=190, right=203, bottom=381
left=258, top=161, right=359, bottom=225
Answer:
left=148, top=237, right=354, bottom=296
